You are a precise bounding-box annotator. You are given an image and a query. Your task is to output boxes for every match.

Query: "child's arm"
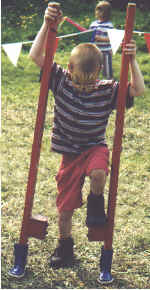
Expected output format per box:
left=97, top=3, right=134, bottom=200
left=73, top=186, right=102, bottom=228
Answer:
left=29, top=3, right=62, bottom=68
left=123, top=40, right=145, bottom=96
left=95, top=34, right=110, bottom=43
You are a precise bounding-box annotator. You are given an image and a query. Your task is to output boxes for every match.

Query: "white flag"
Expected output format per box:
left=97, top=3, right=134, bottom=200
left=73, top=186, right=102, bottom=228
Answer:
left=2, top=42, right=22, bottom=66
left=107, top=29, right=125, bottom=55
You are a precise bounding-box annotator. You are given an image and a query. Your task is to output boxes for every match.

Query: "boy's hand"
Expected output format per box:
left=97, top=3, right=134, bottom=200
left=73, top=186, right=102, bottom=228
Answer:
left=123, top=39, right=136, bottom=60
left=44, top=2, right=63, bottom=26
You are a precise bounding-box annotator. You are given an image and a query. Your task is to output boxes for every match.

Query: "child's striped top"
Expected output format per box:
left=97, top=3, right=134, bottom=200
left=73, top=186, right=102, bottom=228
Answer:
left=89, top=20, right=113, bottom=52
left=48, top=63, right=133, bottom=155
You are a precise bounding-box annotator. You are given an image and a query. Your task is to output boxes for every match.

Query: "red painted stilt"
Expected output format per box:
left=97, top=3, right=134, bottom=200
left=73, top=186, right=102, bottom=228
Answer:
left=88, top=2, right=136, bottom=284
left=8, top=2, right=60, bottom=278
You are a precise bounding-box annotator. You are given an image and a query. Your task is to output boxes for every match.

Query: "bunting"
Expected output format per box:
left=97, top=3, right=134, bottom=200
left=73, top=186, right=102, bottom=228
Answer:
left=2, top=17, right=150, bottom=67
left=107, top=29, right=125, bottom=55
left=2, top=42, right=23, bottom=66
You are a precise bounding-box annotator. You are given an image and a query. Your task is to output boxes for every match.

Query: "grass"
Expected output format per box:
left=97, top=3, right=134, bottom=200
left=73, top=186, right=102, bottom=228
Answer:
left=1, top=5, right=150, bottom=288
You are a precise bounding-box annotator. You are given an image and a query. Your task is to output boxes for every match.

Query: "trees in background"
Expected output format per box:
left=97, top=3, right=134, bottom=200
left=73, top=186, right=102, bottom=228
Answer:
left=2, top=0, right=149, bottom=51
left=2, top=0, right=150, bottom=11
left=111, top=0, right=150, bottom=10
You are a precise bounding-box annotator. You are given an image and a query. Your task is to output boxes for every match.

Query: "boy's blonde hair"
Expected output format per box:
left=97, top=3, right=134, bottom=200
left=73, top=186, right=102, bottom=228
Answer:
left=95, top=1, right=111, bottom=22
left=69, top=43, right=103, bottom=92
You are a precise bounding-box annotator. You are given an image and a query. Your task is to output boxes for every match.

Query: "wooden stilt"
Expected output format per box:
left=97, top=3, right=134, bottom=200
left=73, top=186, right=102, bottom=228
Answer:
left=88, top=2, right=136, bottom=285
left=8, top=3, right=60, bottom=278
left=88, top=2, right=136, bottom=244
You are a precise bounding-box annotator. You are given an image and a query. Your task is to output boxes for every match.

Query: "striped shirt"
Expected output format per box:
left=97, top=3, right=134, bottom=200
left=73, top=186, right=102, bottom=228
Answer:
left=90, top=20, right=113, bottom=51
left=49, top=63, right=133, bottom=155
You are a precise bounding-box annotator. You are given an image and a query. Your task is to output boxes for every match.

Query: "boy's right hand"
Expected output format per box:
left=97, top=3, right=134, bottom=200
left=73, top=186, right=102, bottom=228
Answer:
left=44, top=2, right=63, bottom=25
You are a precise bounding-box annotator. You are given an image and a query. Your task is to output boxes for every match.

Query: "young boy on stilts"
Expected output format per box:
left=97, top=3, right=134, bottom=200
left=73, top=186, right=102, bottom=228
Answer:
left=29, top=2, right=144, bottom=269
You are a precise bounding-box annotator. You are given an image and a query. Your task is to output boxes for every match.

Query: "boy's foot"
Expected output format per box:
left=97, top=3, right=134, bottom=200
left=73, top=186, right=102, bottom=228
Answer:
left=86, top=193, right=107, bottom=227
left=49, top=237, right=74, bottom=268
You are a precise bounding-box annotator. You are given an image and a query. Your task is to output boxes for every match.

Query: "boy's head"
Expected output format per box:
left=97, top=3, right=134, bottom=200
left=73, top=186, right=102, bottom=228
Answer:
left=95, top=1, right=111, bottom=22
left=68, top=43, right=103, bottom=92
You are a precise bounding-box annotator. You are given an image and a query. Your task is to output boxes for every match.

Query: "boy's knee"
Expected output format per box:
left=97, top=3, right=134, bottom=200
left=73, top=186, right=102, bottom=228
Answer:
left=90, top=169, right=106, bottom=195
left=90, top=169, right=106, bottom=183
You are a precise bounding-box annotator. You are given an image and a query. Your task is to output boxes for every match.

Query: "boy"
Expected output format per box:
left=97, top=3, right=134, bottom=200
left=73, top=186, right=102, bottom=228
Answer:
left=90, top=1, right=113, bottom=79
left=29, top=2, right=144, bottom=268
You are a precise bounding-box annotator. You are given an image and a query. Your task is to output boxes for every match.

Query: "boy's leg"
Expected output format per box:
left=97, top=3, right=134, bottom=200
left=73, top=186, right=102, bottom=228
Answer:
left=50, top=153, right=84, bottom=268
left=50, top=210, right=74, bottom=268
left=86, top=169, right=107, bottom=227
left=85, top=146, right=109, bottom=227
left=58, top=210, right=74, bottom=239
left=90, top=169, right=106, bottom=196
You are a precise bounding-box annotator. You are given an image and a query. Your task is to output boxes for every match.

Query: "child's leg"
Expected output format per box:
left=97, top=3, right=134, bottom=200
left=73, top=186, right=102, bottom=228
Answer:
left=58, top=210, right=74, bottom=239
left=86, top=169, right=107, bottom=227
left=102, top=51, right=113, bottom=79
left=50, top=210, right=74, bottom=268
left=90, top=169, right=106, bottom=196
left=50, top=154, right=85, bottom=268
left=85, top=146, right=109, bottom=227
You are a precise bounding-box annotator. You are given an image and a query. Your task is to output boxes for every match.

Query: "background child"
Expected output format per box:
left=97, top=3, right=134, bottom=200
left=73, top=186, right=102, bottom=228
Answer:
left=90, top=1, right=113, bottom=79
left=29, top=2, right=145, bottom=269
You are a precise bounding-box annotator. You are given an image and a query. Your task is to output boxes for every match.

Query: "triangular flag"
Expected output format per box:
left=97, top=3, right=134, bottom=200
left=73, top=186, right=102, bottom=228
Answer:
left=144, top=33, right=150, bottom=53
left=107, top=29, right=125, bottom=54
left=2, top=42, right=22, bottom=66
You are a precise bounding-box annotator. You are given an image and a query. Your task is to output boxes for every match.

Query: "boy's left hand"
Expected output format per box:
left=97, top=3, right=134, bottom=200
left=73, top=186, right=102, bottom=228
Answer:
left=123, top=39, right=136, bottom=59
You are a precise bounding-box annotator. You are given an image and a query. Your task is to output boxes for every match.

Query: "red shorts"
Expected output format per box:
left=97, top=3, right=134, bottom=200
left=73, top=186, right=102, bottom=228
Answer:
left=55, top=146, right=109, bottom=212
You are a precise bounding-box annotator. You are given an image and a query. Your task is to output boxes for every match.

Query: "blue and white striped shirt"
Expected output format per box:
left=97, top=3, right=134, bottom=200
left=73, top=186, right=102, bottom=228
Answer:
left=90, top=20, right=113, bottom=51
left=48, top=63, right=133, bottom=154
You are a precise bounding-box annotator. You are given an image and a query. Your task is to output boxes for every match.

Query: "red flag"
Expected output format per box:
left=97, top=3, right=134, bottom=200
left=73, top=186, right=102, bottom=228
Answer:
left=144, top=33, right=150, bottom=53
left=65, top=17, right=86, bottom=32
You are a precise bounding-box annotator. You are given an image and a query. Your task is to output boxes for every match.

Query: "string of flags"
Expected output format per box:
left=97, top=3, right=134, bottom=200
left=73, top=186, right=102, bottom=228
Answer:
left=2, top=17, right=150, bottom=67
